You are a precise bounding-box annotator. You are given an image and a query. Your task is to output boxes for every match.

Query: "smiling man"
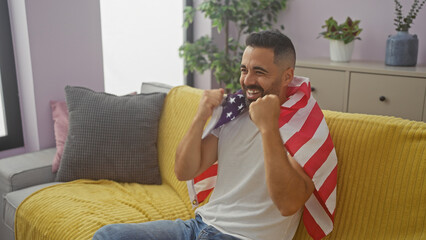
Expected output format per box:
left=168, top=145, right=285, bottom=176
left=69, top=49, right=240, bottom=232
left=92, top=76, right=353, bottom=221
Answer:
left=93, top=30, right=336, bottom=240
left=175, top=30, right=314, bottom=240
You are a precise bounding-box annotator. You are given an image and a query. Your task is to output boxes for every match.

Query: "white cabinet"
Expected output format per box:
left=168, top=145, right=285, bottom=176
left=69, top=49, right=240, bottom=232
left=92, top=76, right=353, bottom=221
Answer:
left=348, top=73, right=425, bottom=121
left=295, top=59, right=426, bottom=121
left=294, top=68, right=347, bottom=112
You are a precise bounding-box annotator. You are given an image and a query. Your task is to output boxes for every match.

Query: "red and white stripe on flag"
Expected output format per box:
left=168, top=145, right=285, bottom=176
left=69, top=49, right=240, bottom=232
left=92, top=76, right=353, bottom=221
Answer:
left=188, top=76, right=337, bottom=239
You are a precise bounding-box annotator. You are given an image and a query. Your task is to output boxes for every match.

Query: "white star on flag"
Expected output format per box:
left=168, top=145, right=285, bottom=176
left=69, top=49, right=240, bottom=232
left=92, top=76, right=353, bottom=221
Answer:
left=238, top=104, right=244, bottom=110
left=229, top=97, right=236, bottom=104
left=238, top=94, right=244, bottom=98
left=226, top=112, right=233, bottom=118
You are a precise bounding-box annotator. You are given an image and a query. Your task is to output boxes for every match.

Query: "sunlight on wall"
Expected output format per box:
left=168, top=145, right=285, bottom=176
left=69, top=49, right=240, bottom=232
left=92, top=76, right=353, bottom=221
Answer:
left=100, top=1, right=184, bottom=95
left=0, top=71, right=7, bottom=137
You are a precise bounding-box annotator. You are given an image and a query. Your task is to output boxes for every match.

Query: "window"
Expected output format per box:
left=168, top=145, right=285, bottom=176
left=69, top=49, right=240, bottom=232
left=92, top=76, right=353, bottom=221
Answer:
left=0, top=79, right=6, bottom=137
left=100, top=1, right=186, bottom=95
left=0, top=0, right=24, bottom=151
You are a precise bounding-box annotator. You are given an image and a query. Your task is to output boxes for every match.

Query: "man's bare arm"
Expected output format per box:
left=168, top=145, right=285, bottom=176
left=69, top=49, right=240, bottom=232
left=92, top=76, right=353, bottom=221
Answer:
left=249, top=94, right=315, bottom=216
left=261, top=129, right=315, bottom=216
left=175, top=89, right=223, bottom=181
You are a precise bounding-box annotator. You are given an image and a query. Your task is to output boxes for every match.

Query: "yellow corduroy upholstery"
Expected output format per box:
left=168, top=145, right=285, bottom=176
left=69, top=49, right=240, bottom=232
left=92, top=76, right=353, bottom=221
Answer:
left=157, top=86, right=204, bottom=216
left=294, top=111, right=425, bottom=239
left=15, top=85, right=425, bottom=240
left=15, top=180, right=191, bottom=240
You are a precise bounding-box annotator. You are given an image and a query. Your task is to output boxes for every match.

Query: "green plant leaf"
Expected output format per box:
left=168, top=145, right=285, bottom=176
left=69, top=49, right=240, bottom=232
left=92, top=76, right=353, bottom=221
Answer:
left=179, top=0, right=287, bottom=92
left=319, top=16, right=362, bottom=42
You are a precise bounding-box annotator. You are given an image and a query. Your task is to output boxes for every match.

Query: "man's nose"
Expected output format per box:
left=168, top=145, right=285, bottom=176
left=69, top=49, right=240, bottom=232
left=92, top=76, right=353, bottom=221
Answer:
left=243, top=72, right=256, bottom=86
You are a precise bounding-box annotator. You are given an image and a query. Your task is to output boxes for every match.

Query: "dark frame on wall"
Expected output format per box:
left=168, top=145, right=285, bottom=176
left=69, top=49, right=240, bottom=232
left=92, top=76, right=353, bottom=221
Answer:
left=184, top=0, right=194, bottom=87
left=0, top=0, right=24, bottom=151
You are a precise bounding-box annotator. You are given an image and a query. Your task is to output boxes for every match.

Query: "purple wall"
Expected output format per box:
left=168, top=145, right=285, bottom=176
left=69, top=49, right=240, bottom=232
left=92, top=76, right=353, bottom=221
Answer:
left=0, top=0, right=104, bottom=159
left=26, top=0, right=105, bottom=150
left=193, top=0, right=426, bottom=90
left=193, top=0, right=213, bottom=90
left=279, top=0, right=426, bottom=65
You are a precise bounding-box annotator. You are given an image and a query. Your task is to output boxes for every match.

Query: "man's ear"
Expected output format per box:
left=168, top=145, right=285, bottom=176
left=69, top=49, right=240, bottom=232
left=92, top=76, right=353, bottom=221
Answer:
left=282, top=67, right=294, bottom=86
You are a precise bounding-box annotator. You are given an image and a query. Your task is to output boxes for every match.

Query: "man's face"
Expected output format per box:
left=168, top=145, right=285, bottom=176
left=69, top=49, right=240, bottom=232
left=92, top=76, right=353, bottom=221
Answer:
left=239, top=46, right=293, bottom=106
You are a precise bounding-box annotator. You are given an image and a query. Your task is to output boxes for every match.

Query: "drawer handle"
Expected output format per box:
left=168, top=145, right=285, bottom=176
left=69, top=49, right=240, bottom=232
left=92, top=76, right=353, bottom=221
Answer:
left=311, top=87, right=316, bottom=92
left=379, top=96, right=386, bottom=102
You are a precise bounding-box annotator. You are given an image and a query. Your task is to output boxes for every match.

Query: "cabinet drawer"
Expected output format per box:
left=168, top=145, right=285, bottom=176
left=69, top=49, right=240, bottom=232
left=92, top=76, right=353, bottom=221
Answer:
left=295, top=67, right=346, bottom=111
left=348, top=73, right=426, bottom=121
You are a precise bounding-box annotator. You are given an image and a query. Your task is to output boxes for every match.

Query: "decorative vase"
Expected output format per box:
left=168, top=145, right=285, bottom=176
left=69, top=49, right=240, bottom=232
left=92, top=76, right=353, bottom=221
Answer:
left=385, top=31, right=418, bottom=66
left=329, top=40, right=354, bottom=62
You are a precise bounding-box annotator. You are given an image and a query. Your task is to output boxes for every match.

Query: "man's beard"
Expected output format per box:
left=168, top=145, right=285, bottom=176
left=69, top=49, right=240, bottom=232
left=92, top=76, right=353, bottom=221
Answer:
left=242, top=84, right=264, bottom=106
left=242, top=83, right=281, bottom=106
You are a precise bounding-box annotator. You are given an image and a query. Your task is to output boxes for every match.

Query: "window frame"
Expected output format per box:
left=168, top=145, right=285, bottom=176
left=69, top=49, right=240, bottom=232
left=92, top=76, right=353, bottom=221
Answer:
left=0, top=0, right=24, bottom=151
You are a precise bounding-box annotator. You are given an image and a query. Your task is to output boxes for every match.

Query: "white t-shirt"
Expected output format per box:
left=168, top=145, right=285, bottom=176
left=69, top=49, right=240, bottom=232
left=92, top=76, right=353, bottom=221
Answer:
left=196, top=110, right=302, bottom=240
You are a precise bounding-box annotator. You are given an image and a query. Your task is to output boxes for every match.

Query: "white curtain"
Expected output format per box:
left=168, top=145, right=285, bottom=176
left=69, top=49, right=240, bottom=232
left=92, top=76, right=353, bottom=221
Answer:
left=100, top=1, right=184, bottom=95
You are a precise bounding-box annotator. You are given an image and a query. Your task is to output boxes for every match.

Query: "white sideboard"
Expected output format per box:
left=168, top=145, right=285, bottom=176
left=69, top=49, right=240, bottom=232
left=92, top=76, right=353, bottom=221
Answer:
left=294, top=59, right=426, bottom=121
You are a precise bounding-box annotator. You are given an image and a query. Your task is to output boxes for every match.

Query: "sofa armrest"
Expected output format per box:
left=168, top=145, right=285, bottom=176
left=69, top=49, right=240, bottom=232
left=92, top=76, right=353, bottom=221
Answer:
left=0, top=148, right=56, bottom=194
left=140, top=82, right=173, bottom=94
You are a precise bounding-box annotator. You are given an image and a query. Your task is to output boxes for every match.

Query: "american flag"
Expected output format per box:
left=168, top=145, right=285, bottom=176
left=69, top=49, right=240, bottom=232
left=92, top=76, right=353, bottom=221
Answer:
left=186, top=76, right=338, bottom=240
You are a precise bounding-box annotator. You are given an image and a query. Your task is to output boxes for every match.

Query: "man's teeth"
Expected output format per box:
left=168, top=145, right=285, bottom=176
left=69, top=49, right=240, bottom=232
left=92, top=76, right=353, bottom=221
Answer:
left=247, top=89, right=259, bottom=94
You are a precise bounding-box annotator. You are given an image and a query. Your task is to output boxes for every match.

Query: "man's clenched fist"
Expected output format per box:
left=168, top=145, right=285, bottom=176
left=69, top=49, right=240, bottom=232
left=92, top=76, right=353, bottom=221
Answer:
left=249, top=94, right=281, bottom=133
left=196, top=89, right=225, bottom=122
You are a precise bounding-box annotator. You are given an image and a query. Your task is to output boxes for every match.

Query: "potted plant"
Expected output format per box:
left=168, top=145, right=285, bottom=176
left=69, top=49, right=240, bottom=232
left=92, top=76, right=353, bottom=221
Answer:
left=179, top=0, right=287, bottom=92
left=385, top=0, right=426, bottom=66
left=319, top=17, right=362, bottom=62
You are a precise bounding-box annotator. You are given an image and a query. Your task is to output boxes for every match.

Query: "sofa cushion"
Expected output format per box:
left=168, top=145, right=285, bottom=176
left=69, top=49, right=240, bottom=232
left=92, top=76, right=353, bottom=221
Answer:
left=293, top=111, right=426, bottom=239
left=56, top=86, right=166, bottom=184
left=14, top=179, right=193, bottom=239
left=157, top=86, right=204, bottom=209
left=3, top=182, right=61, bottom=230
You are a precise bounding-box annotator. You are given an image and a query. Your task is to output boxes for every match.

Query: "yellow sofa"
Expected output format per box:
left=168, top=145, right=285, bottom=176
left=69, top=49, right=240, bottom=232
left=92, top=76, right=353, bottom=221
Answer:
left=15, top=85, right=425, bottom=239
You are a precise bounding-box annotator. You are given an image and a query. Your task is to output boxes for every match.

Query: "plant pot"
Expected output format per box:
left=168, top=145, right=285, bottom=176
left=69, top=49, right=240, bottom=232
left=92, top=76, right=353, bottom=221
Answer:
left=329, top=40, right=354, bottom=62
left=385, top=31, right=418, bottom=66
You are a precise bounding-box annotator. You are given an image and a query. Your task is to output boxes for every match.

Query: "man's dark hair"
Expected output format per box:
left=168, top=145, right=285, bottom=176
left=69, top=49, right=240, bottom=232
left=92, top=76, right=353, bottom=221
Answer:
left=245, top=30, right=296, bottom=67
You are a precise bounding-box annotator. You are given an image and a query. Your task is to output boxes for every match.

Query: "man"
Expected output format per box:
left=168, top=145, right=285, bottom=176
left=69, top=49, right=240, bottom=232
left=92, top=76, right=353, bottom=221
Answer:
left=93, top=30, right=318, bottom=240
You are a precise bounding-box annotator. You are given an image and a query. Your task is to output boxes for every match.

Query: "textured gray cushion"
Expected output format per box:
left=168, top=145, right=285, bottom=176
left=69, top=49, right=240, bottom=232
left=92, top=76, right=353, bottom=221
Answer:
left=56, top=86, right=166, bottom=184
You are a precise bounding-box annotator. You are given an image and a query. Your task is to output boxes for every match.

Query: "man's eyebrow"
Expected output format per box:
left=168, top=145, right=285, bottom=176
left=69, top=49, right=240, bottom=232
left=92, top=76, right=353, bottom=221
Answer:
left=240, top=65, right=268, bottom=73
left=253, top=66, right=268, bottom=73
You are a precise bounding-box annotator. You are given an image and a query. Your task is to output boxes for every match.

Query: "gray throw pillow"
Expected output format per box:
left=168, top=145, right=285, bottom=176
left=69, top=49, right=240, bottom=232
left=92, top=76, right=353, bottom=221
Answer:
left=56, top=86, right=166, bottom=184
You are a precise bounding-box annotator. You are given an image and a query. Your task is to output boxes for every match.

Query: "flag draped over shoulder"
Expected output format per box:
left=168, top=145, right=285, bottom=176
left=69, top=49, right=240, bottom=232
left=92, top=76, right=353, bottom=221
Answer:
left=186, top=76, right=338, bottom=240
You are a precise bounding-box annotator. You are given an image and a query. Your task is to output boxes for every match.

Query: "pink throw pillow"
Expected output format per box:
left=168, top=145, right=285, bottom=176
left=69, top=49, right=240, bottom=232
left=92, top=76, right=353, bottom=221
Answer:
left=50, top=101, right=69, bottom=173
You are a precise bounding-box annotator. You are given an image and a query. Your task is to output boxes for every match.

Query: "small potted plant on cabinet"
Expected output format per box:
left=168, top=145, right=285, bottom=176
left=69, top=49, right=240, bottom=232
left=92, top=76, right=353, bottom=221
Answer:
left=319, top=17, right=362, bottom=62
left=385, top=0, right=425, bottom=66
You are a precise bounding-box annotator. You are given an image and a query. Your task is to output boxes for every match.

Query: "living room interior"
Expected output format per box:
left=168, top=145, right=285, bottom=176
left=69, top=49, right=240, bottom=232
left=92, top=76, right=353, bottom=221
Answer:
left=0, top=0, right=425, bottom=239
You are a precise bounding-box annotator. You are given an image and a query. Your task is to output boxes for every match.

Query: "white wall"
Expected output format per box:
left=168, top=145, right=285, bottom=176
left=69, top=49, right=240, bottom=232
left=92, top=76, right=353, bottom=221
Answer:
left=101, top=1, right=184, bottom=95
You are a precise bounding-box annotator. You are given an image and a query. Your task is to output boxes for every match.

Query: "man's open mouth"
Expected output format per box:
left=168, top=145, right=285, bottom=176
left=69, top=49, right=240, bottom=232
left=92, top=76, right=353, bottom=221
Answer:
left=246, top=88, right=262, bottom=100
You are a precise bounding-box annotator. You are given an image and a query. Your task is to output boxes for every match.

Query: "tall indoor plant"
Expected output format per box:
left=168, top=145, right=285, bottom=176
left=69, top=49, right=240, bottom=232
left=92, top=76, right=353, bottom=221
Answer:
left=385, top=0, right=426, bottom=66
left=179, top=0, right=287, bottom=92
left=319, top=17, right=362, bottom=62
